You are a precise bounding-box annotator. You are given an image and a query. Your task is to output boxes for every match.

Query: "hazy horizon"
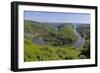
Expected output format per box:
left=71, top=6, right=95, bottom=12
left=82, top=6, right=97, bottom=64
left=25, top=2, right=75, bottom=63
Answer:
left=25, top=19, right=90, bottom=25
left=24, top=11, right=90, bottom=24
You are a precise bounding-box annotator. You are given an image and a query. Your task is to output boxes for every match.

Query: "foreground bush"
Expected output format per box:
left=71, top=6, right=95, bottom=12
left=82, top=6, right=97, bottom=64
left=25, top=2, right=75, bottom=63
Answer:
left=24, top=39, right=82, bottom=62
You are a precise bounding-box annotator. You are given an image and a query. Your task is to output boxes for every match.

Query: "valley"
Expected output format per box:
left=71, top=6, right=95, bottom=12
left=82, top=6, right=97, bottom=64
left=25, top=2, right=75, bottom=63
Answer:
left=24, top=20, right=90, bottom=62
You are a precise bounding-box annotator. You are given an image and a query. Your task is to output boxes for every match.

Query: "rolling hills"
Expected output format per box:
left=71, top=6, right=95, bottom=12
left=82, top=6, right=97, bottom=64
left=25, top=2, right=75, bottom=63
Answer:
left=24, top=20, right=90, bottom=62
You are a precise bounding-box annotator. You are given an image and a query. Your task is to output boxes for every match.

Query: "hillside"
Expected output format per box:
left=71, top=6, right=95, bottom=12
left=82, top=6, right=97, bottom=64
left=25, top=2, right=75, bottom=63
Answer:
left=24, top=20, right=89, bottom=62
left=24, top=20, right=56, bottom=39
left=58, top=23, right=77, bottom=42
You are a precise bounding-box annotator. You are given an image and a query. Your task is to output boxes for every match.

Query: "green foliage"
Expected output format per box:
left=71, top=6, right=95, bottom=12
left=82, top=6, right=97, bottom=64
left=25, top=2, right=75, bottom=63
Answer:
left=43, top=23, right=78, bottom=46
left=76, top=24, right=90, bottom=58
left=76, top=24, right=90, bottom=39
left=56, top=47, right=81, bottom=59
left=24, top=20, right=55, bottom=39
left=58, top=23, right=78, bottom=42
left=24, top=20, right=90, bottom=62
left=24, top=39, right=81, bottom=61
left=80, top=40, right=90, bottom=58
left=25, top=20, right=78, bottom=47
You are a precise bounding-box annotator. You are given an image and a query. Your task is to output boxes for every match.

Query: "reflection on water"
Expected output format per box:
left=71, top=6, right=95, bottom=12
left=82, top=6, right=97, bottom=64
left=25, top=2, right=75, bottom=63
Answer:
left=33, top=37, right=46, bottom=45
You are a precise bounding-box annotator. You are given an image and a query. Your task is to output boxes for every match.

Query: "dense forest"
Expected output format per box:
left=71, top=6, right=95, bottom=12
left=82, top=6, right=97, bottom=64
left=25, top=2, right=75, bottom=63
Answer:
left=24, top=20, right=90, bottom=62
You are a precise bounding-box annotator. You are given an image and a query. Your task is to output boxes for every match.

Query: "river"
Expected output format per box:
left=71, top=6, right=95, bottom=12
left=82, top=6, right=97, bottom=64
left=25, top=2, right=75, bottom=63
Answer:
left=32, top=25, right=84, bottom=48
left=74, top=25, right=84, bottom=48
left=32, top=37, right=46, bottom=45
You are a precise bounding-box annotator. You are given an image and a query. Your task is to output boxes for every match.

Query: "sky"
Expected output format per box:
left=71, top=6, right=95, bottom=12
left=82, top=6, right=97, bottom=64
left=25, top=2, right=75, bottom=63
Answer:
left=24, top=11, right=90, bottom=24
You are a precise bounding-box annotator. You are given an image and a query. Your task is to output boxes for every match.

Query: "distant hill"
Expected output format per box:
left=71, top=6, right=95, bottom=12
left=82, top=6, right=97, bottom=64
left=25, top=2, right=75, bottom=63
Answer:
left=24, top=20, right=56, bottom=39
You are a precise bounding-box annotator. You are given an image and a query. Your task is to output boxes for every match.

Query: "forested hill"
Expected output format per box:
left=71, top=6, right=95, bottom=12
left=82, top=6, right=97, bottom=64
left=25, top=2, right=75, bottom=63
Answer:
left=58, top=23, right=77, bottom=42
left=24, top=20, right=77, bottom=43
left=24, top=20, right=56, bottom=39
left=24, top=20, right=90, bottom=61
left=24, top=20, right=56, bottom=34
